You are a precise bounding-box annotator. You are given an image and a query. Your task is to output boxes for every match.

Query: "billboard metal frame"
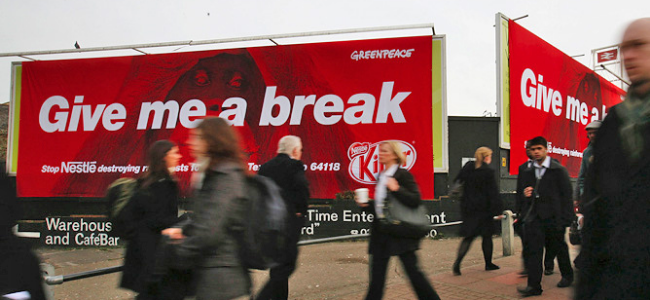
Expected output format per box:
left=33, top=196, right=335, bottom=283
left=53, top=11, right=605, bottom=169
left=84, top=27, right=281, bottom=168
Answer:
left=495, top=13, right=511, bottom=149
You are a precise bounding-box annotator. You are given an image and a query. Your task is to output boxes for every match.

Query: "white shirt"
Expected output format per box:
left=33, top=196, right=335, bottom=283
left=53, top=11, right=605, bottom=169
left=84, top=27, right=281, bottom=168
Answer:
left=534, top=156, right=551, bottom=179
left=374, top=164, right=398, bottom=217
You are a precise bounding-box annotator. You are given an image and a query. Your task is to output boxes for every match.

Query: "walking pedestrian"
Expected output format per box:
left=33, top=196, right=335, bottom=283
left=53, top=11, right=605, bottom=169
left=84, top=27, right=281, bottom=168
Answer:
left=576, top=18, right=650, bottom=300
left=452, top=147, right=503, bottom=276
left=255, top=135, right=310, bottom=300
left=515, top=140, right=533, bottom=276
left=0, top=162, right=46, bottom=300
left=121, top=140, right=183, bottom=300
left=355, top=141, right=441, bottom=300
left=516, top=136, right=574, bottom=297
left=163, top=117, right=251, bottom=300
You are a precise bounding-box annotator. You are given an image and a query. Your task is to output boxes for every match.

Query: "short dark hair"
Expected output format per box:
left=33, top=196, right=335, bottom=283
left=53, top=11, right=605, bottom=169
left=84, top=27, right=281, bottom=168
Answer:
left=529, top=136, right=548, bottom=148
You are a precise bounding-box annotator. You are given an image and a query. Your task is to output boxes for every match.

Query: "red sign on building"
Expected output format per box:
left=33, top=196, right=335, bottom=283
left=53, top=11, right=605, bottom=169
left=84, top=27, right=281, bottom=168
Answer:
left=597, top=49, right=618, bottom=63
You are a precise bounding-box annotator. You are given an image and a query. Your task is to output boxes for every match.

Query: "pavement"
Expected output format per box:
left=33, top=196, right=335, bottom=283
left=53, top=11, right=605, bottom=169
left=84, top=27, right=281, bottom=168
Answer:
left=35, top=236, right=580, bottom=300
left=337, top=252, right=575, bottom=300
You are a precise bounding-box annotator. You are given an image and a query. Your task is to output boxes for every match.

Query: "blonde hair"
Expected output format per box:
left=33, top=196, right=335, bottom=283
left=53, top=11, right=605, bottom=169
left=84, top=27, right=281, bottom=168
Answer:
left=381, top=141, right=406, bottom=166
left=474, top=146, right=493, bottom=169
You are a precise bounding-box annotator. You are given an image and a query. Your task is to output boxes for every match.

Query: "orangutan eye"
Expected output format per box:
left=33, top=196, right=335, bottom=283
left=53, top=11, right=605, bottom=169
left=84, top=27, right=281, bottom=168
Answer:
left=228, top=72, right=246, bottom=90
left=193, top=70, right=211, bottom=87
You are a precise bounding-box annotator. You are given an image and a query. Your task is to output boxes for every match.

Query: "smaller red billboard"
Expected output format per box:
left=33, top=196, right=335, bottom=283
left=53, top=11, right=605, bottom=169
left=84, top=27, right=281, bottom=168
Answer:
left=509, top=20, right=625, bottom=176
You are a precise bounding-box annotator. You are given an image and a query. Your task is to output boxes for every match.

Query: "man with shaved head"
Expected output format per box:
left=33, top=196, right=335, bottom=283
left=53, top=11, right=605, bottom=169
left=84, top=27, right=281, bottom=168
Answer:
left=576, top=18, right=650, bottom=299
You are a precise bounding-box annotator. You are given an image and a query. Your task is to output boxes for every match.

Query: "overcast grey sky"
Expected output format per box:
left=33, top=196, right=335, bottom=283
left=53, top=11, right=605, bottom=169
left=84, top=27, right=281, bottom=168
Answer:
left=0, top=0, right=647, bottom=116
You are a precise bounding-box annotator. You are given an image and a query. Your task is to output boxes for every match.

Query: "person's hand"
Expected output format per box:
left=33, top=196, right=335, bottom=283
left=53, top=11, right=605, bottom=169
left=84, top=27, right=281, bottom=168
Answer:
left=577, top=213, right=584, bottom=228
left=386, top=178, right=400, bottom=192
left=162, top=228, right=185, bottom=240
left=355, top=195, right=369, bottom=207
left=524, top=187, right=534, bottom=198
left=495, top=214, right=505, bottom=220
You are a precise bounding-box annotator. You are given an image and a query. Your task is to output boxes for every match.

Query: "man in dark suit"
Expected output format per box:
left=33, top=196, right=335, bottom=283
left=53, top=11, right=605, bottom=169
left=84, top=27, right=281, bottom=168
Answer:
left=516, top=136, right=574, bottom=297
left=576, top=18, right=650, bottom=300
left=256, top=135, right=310, bottom=300
left=517, top=140, right=566, bottom=277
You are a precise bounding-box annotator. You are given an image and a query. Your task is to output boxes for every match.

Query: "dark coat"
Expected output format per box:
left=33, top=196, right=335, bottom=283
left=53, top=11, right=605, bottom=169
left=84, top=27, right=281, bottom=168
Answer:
left=517, top=158, right=573, bottom=228
left=515, top=160, right=532, bottom=217
left=173, top=162, right=251, bottom=300
left=121, top=175, right=180, bottom=293
left=0, top=237, right=47, bottom=300
left=258, top=153, right=310, bottom=234
left=0, top=164, right=46, bottom=300
left=455, top=162, right=502, bottom=237
left=367, top=167, right=423, bottom=258
left=576, top=106, right=650, bottom=300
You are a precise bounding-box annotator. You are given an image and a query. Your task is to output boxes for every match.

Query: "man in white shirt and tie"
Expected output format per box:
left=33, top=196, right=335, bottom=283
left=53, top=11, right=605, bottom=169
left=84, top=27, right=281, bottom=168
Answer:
left=516, top=136, right=574, bottom=297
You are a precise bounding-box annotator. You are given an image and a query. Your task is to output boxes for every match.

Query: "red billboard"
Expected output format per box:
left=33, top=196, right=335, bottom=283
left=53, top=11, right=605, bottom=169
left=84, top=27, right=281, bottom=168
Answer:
left=508, top=20, right=625, bottom=176
left=18, top=36, right=435, bottom=199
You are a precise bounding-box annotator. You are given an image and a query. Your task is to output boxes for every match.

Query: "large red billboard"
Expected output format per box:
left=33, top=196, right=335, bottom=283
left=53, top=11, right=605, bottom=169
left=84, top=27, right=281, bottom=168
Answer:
left=508, top=20, right=625, bottom=176
left=18, top=36, right=435, bottom=199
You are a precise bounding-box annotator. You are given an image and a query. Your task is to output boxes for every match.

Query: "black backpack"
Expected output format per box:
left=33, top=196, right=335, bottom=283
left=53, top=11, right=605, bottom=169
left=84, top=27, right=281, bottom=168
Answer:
left=238, top=175, right=291, bottom=270
left=105, top=178, right=138, bottom=239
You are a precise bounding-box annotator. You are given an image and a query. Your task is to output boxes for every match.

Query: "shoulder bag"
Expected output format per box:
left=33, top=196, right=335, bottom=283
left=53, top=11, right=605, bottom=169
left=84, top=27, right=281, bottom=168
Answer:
left=378, top=193, right=430, bottom=239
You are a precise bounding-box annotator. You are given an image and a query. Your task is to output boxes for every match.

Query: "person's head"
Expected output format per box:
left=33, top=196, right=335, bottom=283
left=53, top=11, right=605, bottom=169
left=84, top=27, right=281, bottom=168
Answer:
left=378, top=141, right=405, bottom=167
left=277, top=135, right=303, bottom=160
left=142, top=140, right=179, bottom=187
left=585, top=120, right=602, bottom=141
left=525, top=140, right=533, bottom=160
left=474, top=146, right=493, bottom=168
left=622, top=18, right=650, bottom=94
left=528, top=136, right=548, bottom=163
left=191, top=117, right=245, bottom=167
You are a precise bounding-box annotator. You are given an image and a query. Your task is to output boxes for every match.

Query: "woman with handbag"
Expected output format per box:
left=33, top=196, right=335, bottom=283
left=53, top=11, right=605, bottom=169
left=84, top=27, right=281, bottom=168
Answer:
left=452, top=147, right=503, bottom=276
left=355, top=141, right=440, bottom=300
left=162, top=117, right=251, bottom=300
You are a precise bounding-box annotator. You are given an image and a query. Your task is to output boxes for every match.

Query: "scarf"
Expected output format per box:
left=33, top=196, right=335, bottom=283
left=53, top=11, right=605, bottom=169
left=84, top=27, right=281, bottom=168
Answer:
left=617, top=83, right=650, bottom=163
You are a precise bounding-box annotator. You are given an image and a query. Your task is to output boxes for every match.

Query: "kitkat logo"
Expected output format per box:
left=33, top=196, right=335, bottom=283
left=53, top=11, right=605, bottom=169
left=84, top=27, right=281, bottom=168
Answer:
left=348, top=140, right=417, bottom=184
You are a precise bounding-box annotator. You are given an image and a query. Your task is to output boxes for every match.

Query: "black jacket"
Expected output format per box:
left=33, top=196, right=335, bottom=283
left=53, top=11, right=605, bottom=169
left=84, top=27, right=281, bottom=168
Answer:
left=455, top=162, right=502, bottom=218
left=576, top=106, right=650, bottom=299
left=515, top=160, right=532, bottom=217
left=258, top=154, right=310, bottom=218
left=367, top=167, right=422, bottom=258
left=517, top=158, right=573, bottom=228
left=0, top=163, right=46, bottom=300
left=121, top=175, right=179, bottom=293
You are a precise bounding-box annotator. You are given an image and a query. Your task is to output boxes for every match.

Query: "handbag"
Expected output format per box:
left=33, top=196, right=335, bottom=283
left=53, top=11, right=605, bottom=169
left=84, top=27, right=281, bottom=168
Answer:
left=377, top=193, right=430, bottom=239
left=569, top=218, right=582, bottom=245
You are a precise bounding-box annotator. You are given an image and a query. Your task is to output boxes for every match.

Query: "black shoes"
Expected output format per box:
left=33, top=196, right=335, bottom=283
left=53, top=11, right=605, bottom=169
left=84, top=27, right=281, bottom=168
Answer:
left=517, top=286, right=543, bottom=297
left=452, top=262, right=461, bottom=276
left=543, top=269, right=554, bottom=276
left=485, top=263, right=500, bottom=271
left=557, top=277, right=573, bottom=288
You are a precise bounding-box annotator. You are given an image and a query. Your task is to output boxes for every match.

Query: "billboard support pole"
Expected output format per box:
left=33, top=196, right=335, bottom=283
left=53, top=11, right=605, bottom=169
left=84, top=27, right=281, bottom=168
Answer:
left=0, top=23, right=435, bottom=58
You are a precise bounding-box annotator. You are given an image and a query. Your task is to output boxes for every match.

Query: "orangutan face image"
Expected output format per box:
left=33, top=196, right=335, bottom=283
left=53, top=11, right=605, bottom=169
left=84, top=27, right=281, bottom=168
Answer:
left=162, top=51, right=267, bottom=161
